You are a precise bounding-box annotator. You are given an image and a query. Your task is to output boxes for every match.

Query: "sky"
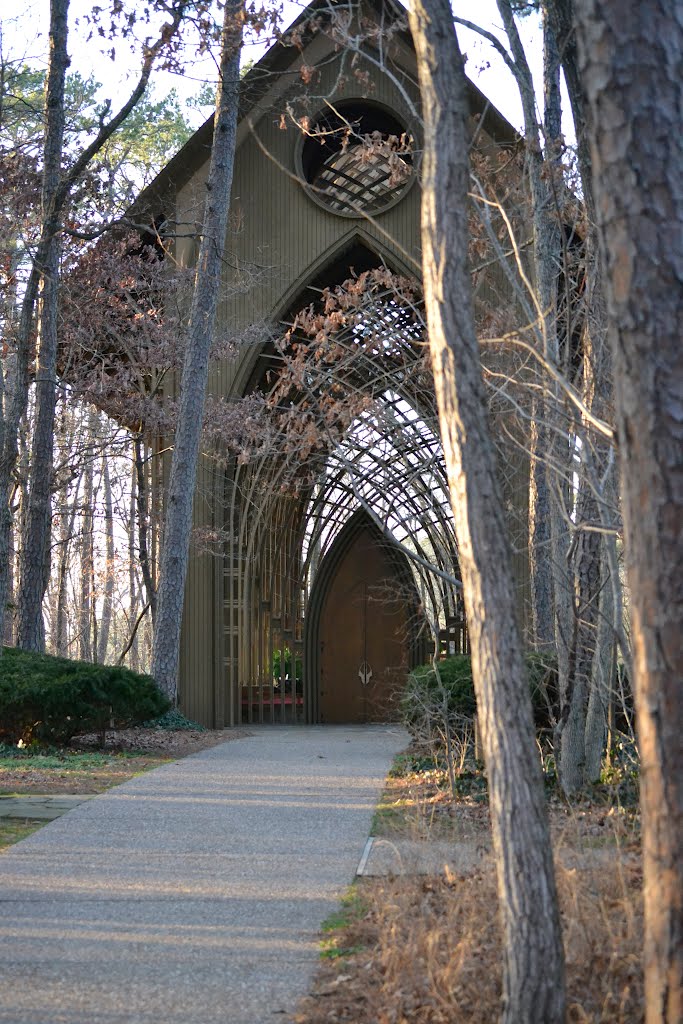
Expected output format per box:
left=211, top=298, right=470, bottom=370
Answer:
left=1, top=0, right=553, bottom=137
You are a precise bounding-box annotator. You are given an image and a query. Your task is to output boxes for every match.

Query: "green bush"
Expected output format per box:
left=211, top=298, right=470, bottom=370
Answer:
left=0, top=647, right=170, bottom=745
left=402, top=655, right=476, bottom=731
left=401, top=651, right=558, bottom=738
left=142, top=708, right=205, bottom=731
left=272, top=646, right=302, bottom=684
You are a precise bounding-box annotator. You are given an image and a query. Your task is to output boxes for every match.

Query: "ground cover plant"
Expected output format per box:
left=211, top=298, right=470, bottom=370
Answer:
left=0, top=745, right=176, bottom=797
left=0, top=718, right=240, bottom=800
left=0, top=818, right=45, bottom=850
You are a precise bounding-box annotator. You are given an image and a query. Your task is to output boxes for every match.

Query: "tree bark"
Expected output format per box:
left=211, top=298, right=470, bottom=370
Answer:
left=78, top=440, right=94, bottom=662
left=584, top=537, right=614, bottom=781
left=498, top=1, right=564, bottom=651
left=134, top=435, right=157, bottom=624
left=574, top=2, right=683, bottom=1019
left=408, top=3, right=565, bottom=1020
left=128, top=455, right=140, bottom=672
left=16, top=0, right=70, bottom=651
left=543, top=0, right=595, bottom=224
left=558, top=480, right=601, bottom=791
left=97, top=450, right=115, bottom=664
left=55, top=467, right=82, bottom=656
left=544, top=0, right=617, bottom=792
left=151, top=0, right=245, bottom=701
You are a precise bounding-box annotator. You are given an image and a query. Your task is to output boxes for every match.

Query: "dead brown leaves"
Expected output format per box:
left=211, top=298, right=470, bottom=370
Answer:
left=292, top=765, right=644, bottom=1024
left=294, top=853, right=643, bottom=1024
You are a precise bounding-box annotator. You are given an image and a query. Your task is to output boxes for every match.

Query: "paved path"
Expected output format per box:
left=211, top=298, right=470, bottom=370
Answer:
left=0, top=724, right=407, bottom=1024
left=0, top=795, right=95, bottom=820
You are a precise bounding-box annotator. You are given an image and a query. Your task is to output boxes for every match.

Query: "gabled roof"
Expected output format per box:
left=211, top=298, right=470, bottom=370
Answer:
left=135, top=0, right=518, bottom=218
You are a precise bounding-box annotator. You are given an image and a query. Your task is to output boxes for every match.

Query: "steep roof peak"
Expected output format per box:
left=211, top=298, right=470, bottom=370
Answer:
left=135, top=0, right=517, bottom=215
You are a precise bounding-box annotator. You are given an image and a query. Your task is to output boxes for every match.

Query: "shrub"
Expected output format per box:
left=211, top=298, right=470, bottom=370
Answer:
left=142, top=708, right=205, bottom=731
left=401, top=650, right=558, bottom=741
left=272, top=646, right=302, bottom=685
left=0, top=647, right=170, bottom=745
left=401, top=655, right=476, bottom=733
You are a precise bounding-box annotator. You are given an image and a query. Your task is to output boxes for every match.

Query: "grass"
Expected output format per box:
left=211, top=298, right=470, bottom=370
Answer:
left=319, top=886, right=369, bottom=960
left=0, top=747, right=173, bottom=797
left=0, top=745, right=175, bottom=849
left=0, top=818, right=45, bottom=850
left=0, top=748, right=157, bottom=771
left=370, top=795, right=412, bottom=835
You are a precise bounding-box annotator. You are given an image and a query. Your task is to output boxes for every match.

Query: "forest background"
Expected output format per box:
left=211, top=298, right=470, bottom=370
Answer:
left=0, top=1, right=680, bottom=1020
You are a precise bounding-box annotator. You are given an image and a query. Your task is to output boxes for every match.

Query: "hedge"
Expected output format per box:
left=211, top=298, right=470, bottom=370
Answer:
left=0, top=647, right=170, bottom=745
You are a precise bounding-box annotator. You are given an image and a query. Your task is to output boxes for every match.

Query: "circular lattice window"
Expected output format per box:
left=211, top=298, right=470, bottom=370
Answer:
left=299, top=102, right=414, bottom=217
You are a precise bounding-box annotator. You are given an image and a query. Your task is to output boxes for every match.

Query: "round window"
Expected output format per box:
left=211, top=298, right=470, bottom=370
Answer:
left=299, top=102, right=414, bottom=217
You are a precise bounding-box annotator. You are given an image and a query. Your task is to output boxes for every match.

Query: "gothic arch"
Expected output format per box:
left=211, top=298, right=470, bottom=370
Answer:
left=230, top=227, right=419, bottom=401
left=304, top=509, right=426, bottom=723
left=146, top=0, right=527, bottom=727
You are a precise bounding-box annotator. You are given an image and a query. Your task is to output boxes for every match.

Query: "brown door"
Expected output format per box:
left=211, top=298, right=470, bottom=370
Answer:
left=319, top=525, right=408, bottom=723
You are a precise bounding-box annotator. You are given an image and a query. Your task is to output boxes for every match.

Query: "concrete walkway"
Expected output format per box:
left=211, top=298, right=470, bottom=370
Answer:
left=0, top=724, right=407, bottom=1024
left=0, top=794, right=95, bottom=820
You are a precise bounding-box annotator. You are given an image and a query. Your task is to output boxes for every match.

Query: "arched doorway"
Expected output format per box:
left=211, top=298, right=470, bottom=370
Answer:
left=305, top=511, right=424, bottom=723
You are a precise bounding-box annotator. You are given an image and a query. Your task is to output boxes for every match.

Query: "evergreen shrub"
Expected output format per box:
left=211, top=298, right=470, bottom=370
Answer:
left=0, top=647, right=169, bottom=745
left=402, top=651, right=558, bottom=738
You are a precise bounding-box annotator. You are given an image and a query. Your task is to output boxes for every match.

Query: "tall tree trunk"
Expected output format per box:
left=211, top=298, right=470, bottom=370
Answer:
left=574, top=3, right=682, bottom=1019
left=576, top=271, right=615, bottom=785
left=497, top=0, right=588, bottom=793
left=54, top=468, right=82, bottom=656
left=4, top=516, right=15, bottom=646
left=528, top=418, right=554, bottom=644
left=408, top=4, right=565, bottom=1020
left=558, top=476, right=601, bottom=790
left=544, top=0, right=618, bottom=792
left=584, top=537, right=614, bottom=781
left=16, top=0, right=69, bottom=651
left=97, top=451, right=115, bottom=664
left=128, top=455, right=140, bottom=672
left=78, top=443, right=94, bottom=662
left=151, top=0, right=245, bottom=701
left=133, top=435, right=157, bottom=623
left=497, top=1, right=564, bottom=650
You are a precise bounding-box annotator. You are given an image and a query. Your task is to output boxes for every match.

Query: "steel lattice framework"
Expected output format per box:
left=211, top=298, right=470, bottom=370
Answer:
left=220, top=279, right=468, bottom=724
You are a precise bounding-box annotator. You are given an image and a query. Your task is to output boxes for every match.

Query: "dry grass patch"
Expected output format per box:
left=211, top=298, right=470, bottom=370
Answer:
left=294, top=853, right=642, bottom=1024
left=293, top=752, right=643, bottom=1024
left=374, top=766, right=490, bottom=842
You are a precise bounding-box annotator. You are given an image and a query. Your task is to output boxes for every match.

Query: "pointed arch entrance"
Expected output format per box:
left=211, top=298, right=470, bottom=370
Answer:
left=222, top=262, right=466, bottom=727
left=304, top=511, right=424, bottom=723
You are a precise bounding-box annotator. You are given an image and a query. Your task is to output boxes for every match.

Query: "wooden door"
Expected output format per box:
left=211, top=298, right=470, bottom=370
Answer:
left=319, top=525, right=408, bottom=723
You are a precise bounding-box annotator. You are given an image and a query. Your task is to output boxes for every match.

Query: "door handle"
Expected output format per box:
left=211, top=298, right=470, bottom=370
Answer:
left=358, top=661, right=373, bottom=686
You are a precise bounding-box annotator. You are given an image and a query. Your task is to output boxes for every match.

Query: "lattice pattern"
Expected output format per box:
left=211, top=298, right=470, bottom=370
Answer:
left=219, top=283, right=464, bottom=726
left=312, top=143, right=411, bottom=215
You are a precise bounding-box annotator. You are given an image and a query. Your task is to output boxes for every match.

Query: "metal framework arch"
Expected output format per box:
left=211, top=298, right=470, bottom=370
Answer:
left=222, top=261, right=469, bottom=726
